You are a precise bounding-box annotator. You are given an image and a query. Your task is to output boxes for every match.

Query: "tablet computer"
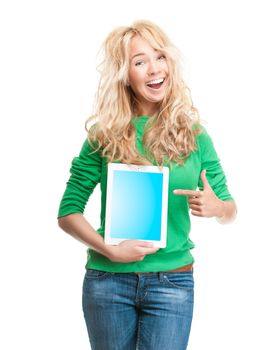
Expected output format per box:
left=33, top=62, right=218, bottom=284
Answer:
left=104, top=163, right=169, bottom=248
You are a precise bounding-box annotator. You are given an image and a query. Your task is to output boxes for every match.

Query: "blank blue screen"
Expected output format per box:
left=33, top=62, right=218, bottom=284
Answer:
left=110, top=170, right=163, bottom=241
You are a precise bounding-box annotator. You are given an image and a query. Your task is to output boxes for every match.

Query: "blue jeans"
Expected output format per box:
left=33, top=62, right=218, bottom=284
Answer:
left=82, top=269, right=194, bottom=350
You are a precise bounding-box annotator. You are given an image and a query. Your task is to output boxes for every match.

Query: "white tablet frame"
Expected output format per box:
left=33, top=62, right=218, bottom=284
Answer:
left=104, top=163, right=169, bottom=248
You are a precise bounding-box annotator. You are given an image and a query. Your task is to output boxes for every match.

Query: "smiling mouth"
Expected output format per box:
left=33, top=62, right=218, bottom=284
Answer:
left=146, top=78, right=165, bottom=89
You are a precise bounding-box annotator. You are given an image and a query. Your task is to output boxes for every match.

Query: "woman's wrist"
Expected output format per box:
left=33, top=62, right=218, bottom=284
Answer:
left=216, top=200, right=237, bottom=224
left=100, top=243, right=117, bottom=261
left=215, top=199, right=226, bottom=219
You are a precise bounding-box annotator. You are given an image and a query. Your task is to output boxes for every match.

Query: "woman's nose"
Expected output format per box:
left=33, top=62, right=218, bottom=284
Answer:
left=147, top=60, right=161, bottom=76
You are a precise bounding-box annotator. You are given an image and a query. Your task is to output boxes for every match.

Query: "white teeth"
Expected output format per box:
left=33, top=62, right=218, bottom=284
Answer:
left=146, top=78, right=164, bottom=85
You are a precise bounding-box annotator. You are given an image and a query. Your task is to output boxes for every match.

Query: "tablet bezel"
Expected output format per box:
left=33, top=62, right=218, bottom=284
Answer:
left=104, top=163, right=169, bottom=248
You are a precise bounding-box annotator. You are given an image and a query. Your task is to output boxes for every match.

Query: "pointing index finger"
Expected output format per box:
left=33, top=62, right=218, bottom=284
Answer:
left=173, top=189, right=200, bottom=197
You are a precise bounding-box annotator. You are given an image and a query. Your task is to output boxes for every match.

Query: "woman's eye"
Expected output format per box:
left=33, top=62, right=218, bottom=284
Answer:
left=135, top=60, right=145, bottom=66
left=158, top=55, right=166, bottom=60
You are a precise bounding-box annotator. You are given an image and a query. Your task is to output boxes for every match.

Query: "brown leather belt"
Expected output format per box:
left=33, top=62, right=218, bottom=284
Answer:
left=134, top=263, right=193, bottom=275
left=166, top=263, right=193, bottom=273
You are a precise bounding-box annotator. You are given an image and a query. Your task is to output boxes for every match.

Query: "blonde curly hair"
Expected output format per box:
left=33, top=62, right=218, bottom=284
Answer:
left=86, top=20, right=202, bottom=167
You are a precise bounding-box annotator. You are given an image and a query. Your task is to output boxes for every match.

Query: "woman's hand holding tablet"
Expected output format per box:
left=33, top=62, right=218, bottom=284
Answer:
left=106, top=239, right=160, bottom=263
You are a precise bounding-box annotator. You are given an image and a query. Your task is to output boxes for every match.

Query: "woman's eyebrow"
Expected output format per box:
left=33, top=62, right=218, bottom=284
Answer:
left=131, top=53, right=145, bottom=60
left=131, top=49, right=161, bottom=61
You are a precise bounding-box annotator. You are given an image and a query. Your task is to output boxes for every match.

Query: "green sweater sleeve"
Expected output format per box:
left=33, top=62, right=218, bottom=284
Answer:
left=197, top=127, right=233, bottom=201
left=57, top=138, right=102, bottom=218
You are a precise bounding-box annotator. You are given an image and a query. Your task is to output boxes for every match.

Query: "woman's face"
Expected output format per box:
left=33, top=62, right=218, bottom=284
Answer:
left=128, top=35, right=169, bottom=116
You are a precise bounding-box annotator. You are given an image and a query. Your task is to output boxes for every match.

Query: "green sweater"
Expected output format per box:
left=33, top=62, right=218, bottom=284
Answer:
left=58, top=116, right=233, bottom=272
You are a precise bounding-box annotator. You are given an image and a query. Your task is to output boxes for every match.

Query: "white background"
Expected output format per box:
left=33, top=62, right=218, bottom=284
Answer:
left=1, top=0, right=266, bottom=349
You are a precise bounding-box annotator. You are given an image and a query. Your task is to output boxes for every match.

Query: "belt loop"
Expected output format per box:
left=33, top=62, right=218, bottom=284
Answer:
left=158, top=272, right=164, bottom=281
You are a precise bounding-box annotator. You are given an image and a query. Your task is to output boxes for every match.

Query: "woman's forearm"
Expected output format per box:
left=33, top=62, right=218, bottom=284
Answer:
left=57, top=213, right=159, bottom=263
left=58, top=213, right=111, bottom=257
left=216, top=200, right=237, bottom=224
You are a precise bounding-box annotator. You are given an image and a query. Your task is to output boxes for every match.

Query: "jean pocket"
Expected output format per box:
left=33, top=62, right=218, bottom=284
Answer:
left=84, top=269, right=113, bottom=280
left=161, top=271, right=194, bottom=290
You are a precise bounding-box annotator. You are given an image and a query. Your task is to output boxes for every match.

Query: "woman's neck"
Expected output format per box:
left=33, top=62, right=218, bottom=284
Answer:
left=136, top=101, right=159, bottom=117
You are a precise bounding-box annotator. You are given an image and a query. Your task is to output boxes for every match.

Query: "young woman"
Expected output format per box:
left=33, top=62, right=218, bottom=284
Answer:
left=58, top=20, right=237, bottom=350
